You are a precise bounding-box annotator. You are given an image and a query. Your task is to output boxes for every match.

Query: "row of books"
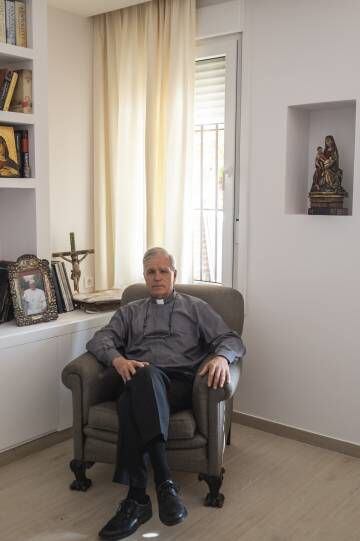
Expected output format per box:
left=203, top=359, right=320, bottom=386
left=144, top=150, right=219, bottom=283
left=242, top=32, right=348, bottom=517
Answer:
left=15, top=128, right=30, bottom=177
left=0, top=68, right=32, bottom=112
left=0, top=261, right=13, bottom=323
left=51, top=261, right=75, bottom=313
left=0, top=0, right=27, bottom=47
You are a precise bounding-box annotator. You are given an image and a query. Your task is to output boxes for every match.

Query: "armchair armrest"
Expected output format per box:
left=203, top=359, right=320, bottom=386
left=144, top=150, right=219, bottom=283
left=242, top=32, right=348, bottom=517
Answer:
left=192, top=358, right=241, bottom=476
left=192, top=358, right=241, bottom=437
left=62, top=352, right=122, bottom=461
left=62, top=352, right=122, bottom=425
left=62, top=351, right=104, bottom=387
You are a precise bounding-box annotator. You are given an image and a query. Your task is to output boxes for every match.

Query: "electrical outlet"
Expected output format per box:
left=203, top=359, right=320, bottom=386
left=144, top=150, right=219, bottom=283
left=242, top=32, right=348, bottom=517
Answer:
left=84, top=275, right=94, bottom=289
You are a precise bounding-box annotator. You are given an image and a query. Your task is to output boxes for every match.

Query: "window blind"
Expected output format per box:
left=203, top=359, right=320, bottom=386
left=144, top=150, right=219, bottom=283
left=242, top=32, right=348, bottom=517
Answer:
left=194, top=56, right=225, bottom=126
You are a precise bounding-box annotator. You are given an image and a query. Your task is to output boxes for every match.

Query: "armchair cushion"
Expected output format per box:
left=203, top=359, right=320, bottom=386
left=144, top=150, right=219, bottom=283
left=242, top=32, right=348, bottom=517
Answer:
left=88, top=401, right=197, bottom=440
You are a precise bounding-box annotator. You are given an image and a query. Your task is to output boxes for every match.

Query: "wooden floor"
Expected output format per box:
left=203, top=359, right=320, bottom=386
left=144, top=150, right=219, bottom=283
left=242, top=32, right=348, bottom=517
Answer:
left=1, top=424, right=360, bottom=541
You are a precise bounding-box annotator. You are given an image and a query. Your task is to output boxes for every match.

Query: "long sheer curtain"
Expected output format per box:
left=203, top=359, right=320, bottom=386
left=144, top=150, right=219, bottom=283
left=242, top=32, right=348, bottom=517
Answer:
left=93, top=0, right=195, bottom=290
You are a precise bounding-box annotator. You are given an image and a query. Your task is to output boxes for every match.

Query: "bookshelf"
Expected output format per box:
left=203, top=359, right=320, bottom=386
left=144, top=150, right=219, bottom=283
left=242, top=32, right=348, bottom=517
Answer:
left=0, top=0, right=49, bottom=261
left=0, top=1, right=109, bottom=456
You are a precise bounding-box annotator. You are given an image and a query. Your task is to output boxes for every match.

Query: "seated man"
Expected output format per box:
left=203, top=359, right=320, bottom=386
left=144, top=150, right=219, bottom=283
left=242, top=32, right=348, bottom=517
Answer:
left=87, top=246, right=245, bottom=541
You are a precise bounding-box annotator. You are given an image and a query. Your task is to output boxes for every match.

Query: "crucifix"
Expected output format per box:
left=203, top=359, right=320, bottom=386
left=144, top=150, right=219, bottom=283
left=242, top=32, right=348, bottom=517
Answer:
left=52, top=232, right=94, bottom=293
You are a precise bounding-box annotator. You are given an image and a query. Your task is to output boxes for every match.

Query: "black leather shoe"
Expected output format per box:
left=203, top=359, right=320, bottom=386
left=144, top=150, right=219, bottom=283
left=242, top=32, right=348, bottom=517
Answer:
left=156, top=480, right=188, bottom=526
left=98, top=497, right=152, bottom=540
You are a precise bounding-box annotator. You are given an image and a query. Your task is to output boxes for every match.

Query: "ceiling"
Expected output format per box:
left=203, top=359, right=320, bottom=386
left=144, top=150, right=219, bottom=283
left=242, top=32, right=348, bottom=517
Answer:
left=47, top=0, right=224, bottom=18
left=47, top=0, right=151, bottom=18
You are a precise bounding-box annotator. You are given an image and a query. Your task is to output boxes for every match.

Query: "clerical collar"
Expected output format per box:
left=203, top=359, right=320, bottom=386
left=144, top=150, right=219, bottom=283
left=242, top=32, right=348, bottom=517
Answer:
left=149, top=289, right=176, bottom=304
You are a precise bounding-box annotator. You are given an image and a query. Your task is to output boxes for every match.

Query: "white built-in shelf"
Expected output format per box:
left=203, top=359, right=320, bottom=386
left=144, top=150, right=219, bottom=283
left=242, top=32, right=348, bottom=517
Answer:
left=0, top=310, right=114, bottom=350
left=0, top=42, right=34, bottom=62
left=285, top=99, right=356, bottom=215
left=0, top=111, right=34, bottom=125
left=0, top=178, right=37, bottom=189
left=0, top=0, right=48, bottom=262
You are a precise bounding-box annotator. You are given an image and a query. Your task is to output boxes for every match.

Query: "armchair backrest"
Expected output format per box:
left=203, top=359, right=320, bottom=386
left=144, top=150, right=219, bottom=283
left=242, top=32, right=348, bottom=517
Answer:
left=121, top=283, right=244, bottom=335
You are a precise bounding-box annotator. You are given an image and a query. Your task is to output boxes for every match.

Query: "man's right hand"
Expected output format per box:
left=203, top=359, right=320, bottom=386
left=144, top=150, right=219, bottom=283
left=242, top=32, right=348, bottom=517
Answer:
left=112, top=356, right=149, bottom=382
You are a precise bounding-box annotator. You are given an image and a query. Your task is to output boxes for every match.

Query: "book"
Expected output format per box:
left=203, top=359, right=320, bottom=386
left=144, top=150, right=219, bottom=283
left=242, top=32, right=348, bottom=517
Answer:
left=0, top=69, right=13, bottom=109
left=52, top=261, right=70, bottom=311
left=9, top=69, right=32, bottom=113
left=5, top=0, right=15, bottom=44
left=61, top=261, right=75, bottom=310
left=50, top=265, right=64, bottom=314
left=14, top=0, right=25, bottom=47
left=73, top=289, right=123, bottom=313
left=52, top=261, right=74, bottom=312
left=20, top=129, right=30, bottom=177
left=2, top=70, right=18, bottom=111
left=14, top=128, right=30, bottom=177
left=14, top=128, right=21, bottom=166
left=0, top=0, right=6, bottom=43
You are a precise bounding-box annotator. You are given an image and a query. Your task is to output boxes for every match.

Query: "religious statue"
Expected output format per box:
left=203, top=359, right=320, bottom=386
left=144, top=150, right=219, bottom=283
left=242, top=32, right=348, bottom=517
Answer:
left=52, top=233, right=94, bottom=293
left=308, top=135, right=348, bottom=215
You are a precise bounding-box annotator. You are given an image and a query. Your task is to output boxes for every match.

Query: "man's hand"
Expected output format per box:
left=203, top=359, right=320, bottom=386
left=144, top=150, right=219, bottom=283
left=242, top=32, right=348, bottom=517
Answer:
left=198, top=356, right=230, bottom=389
left=112, top=356, right=149, bottom=382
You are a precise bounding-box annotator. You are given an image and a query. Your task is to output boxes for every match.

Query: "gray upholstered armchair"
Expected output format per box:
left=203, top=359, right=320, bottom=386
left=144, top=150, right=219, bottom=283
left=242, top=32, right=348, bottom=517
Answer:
left=62, top=283, right=244, bottom=507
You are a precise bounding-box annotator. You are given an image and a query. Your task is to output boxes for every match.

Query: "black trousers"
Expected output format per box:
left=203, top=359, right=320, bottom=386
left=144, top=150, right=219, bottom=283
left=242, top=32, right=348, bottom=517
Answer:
left=102, top=365, right=194, bottom=488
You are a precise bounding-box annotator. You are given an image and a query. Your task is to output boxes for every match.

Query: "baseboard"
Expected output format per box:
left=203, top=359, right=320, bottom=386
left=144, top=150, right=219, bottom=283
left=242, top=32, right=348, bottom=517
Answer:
left=233, top=412, right=360, bottom=459
left=0, top=428, right=72, bottom=467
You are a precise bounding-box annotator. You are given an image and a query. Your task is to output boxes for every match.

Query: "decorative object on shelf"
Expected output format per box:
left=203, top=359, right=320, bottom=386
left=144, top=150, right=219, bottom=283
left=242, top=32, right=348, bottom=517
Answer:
left=8, top=254, right=58, bottom=326
left=0, top=125, right=20, bottom=177
left=73, top=289, right=123, bottom=313
left=0, top=260, right=14, bottom=323
left=308, top=135, right=348, bottom=215
left=52, top=232, right=94, bottom=293
left=10, top=69, right=32, bottom=113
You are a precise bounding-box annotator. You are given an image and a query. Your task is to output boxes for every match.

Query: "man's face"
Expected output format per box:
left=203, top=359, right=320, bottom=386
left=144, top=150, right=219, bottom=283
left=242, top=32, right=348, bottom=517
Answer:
left=143, top=254, right=176, bottom=299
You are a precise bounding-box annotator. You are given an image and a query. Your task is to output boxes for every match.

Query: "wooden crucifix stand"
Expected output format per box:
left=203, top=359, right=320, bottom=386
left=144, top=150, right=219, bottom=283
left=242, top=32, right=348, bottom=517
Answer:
left=52, top=233, right=94, bottom=293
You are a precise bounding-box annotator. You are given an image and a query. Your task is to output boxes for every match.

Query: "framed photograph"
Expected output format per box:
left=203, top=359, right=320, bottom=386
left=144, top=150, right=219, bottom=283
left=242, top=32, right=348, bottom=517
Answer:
left=0, top=125, right=20, bottom=177
left=8, top=255, right=58, bottom=326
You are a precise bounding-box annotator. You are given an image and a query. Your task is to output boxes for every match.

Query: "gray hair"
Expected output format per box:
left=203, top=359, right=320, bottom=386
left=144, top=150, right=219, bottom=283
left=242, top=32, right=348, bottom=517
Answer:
left=143, top=247, right=176, bottom=270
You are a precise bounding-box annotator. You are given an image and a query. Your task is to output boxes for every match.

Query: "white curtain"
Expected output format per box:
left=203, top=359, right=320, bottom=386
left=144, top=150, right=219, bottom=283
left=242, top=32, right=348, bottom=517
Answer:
left=93, top=0, right=195, bottom=290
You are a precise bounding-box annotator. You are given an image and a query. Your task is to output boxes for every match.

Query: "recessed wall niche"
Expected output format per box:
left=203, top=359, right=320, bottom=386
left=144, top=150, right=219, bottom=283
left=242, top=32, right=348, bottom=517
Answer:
left=285, top=100, right=356, bottom=215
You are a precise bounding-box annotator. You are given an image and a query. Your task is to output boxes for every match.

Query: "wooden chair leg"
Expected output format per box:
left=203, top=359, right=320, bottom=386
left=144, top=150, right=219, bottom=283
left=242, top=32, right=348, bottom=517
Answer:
left=198, top=468, right=225, bottom=507
left=226, top=424, right=231, bottom=445
left=69, top=459, right=94, bottom=491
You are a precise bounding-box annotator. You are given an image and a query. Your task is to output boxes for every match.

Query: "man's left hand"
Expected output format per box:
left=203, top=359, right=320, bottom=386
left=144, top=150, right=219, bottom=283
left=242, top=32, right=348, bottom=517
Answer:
left=198, top=356, right=230, bottom=389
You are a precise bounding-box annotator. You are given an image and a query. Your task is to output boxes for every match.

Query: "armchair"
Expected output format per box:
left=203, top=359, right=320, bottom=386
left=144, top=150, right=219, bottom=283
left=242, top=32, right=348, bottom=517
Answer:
left=62, top=283, right=244, bottom=507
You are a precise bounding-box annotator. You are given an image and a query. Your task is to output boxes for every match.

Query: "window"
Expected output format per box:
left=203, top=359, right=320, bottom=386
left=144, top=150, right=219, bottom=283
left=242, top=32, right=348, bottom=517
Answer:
left=192, top=36, right=239, bottom=286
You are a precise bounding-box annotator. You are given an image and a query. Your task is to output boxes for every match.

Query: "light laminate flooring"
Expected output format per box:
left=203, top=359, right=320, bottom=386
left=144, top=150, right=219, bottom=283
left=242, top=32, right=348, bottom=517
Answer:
left=1, top=424, right=360, bottom=541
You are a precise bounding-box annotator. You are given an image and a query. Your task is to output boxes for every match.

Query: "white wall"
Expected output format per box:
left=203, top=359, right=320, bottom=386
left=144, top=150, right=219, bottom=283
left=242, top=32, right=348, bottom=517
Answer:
left=235, top=0, right=360, bottom=445
left=48, top=7, right=94, bottom=291
left=197, top=0, right=244, bottom=38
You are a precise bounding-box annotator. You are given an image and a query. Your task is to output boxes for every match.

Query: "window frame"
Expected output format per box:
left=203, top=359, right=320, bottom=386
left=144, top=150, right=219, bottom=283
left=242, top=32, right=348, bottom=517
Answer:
left=194, top=34, right=240, bottom=287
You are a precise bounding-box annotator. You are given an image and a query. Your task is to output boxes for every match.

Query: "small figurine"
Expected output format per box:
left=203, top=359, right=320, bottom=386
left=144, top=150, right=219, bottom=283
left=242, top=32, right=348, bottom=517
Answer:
left=310, top=135, right=347, bottom=195
left=308, top=135, right=348, bottom=215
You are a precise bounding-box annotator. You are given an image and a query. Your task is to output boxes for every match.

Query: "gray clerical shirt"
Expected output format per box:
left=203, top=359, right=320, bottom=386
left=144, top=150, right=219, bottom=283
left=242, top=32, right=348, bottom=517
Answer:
left=86, top=291, right=245, bottom=371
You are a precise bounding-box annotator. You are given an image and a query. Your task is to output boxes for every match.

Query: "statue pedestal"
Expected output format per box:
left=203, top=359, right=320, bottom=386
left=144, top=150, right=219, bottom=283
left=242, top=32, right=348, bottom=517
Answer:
left=308, top=193, right=348, bottom=215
